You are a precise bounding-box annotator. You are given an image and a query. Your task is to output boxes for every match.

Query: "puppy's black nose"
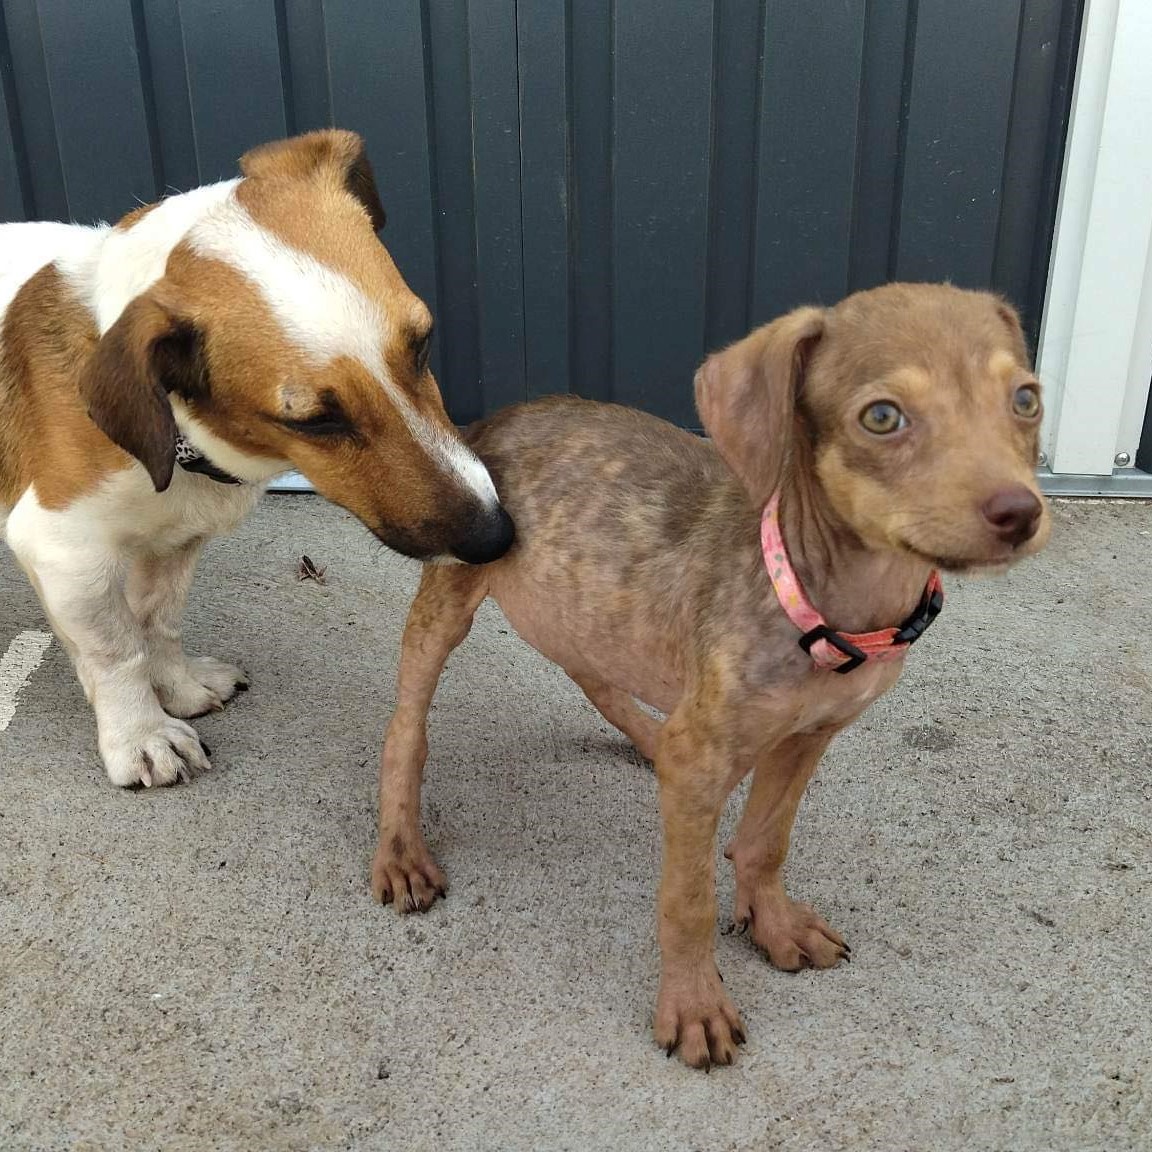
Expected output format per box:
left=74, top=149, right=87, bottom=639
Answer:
left=452, top=504, right=515, bottom=565
left=981, top=486, right=1042, bottom=546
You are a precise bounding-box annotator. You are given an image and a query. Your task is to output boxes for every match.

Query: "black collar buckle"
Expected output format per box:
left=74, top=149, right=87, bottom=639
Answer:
left=892, top=586, right=945, bottom=647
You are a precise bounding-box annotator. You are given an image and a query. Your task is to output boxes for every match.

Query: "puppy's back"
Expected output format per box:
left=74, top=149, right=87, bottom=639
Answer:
left=466, top=396, right=723, bottom=544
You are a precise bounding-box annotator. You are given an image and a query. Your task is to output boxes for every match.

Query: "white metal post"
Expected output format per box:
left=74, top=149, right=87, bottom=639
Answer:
left=1037, top=0, right=1152, bottom=478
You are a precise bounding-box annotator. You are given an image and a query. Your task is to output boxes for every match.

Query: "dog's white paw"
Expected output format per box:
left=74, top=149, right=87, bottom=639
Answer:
left=155, top=656, right=248, bottom=719
left=100, top=715, right=212, bottom=788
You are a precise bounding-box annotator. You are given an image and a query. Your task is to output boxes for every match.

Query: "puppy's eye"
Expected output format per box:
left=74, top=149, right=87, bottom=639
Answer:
left=1012, top=384, right=1041, bottom=419
left=860, top=401, right=907, bottom=435
left=414, top=333, right=431, bottom=374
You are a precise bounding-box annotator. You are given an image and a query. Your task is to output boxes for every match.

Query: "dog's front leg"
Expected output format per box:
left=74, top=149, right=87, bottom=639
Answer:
left=652, top=695, right=747, bottom=1069
left=725, top=731, right=850, bottom=970
left=126, top=541, right=248, bottom=719
left=17, top=545, right=210, bottom=787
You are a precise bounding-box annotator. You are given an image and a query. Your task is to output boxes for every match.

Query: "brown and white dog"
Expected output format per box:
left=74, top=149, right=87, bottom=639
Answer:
left=0, top=130, right=512, bottom=789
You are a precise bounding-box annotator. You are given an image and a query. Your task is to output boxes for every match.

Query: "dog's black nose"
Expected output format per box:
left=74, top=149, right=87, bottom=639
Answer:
left=453, top=503, right=515, bottom=565
left=981, top=486, right=1042, bottom=546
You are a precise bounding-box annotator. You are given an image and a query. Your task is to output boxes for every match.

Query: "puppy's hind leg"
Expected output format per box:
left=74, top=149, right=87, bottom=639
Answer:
left=567, top=670, right=662, bottom=762
left=725, top=732, right=849, bottom=971
left=373, top=563, right=489, bottom=913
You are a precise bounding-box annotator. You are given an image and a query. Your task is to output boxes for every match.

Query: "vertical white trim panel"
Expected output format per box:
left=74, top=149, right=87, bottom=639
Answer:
left=1035, top=0, right=1117, bottom=455
left=1038, top=0, right=1152, bottom=475
left=1116, top=234, right=1152, bottom=460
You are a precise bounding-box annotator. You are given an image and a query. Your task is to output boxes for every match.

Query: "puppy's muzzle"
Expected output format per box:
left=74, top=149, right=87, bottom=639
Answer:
left=451, top=503, right=515, bottom=565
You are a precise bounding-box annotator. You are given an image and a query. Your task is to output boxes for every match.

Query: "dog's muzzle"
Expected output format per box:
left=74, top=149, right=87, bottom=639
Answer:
left=452, top=503, right=515, bottom=565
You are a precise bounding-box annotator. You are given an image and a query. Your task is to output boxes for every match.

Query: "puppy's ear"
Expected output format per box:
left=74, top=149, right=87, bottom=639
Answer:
left=993, top=296, right=1031, bottom=367
left=78, top=295, right=206, bottom=492
left=695, top=306, right=825, bottom=507
left=239, top=129, right=387, bottom=232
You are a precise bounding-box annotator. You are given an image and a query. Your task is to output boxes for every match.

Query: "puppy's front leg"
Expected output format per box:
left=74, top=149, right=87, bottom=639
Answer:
left=373, top=564, right=489, bottom=912
left=652, top=696, right=746, bottom=1069
left=17, top=544, right=209, bottom=787
left=126, top=540, right=248, bottom=719
left=725, top=732, right=849, bottom=970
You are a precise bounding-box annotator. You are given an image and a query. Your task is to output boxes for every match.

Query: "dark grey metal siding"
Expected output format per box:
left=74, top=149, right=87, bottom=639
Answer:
left=1138, top=379, right=1152, bottom=472
left=0, top=0, right=1081, bottom=427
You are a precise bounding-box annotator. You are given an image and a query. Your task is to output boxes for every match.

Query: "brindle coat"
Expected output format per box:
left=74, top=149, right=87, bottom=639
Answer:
left=371, top=283, right=1051, bottom=1069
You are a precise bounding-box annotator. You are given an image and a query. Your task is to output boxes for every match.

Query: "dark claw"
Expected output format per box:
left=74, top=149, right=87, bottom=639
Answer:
left=734, top=918, right=749, bottom=936
left=200, top=741, right=212, bottom=758
left=841, top=951, right=851, bottom=964
left=702, top=1056, right=711, bottom=1074
left=734, top=1026, right=746, bottom=1046
left=665, top=1042, right=675, bottom=1058
left=234, top=681, right=250, bottom=693
left=843, top=942, right=852, bottom=953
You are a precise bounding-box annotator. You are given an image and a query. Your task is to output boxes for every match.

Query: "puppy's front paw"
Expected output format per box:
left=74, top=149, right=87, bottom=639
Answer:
left=156, top=656, right=248, bottom=719
left=654, top=969, right=745, bottom=1070
left=101, top=715, right=212, bottom=788
left=371, top=833, right=447, bottom=913
left=734, top=886, right=849, bottom=971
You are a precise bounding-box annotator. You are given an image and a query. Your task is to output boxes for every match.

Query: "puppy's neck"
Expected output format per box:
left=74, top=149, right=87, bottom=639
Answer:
left=776, top=472, right=934, bottom=635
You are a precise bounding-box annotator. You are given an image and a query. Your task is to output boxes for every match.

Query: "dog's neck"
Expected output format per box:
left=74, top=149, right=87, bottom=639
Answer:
left=775, top=471, right=934, bottom=635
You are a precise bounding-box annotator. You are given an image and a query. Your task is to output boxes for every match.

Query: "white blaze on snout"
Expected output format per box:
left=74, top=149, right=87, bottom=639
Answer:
left=188, top=197, right=498, bottom=507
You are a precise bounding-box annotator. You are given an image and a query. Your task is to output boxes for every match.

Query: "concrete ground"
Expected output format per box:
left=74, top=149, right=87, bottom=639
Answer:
left=0, top=495, right=1149, bottom=1152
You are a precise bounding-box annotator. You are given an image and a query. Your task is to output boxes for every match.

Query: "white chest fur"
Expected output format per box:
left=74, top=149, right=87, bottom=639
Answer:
left=4, top=467, right=262, bottom=567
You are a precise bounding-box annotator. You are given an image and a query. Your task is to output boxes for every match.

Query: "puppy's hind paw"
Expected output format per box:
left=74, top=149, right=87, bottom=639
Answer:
left=735, top=889, right=850, bottom=971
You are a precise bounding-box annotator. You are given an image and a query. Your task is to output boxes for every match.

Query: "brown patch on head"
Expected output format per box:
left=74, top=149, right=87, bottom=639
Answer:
left=0, top=265, right=145, bottom=509
left=798, top=283, right=1049, bottom=570
left=239, top=128, right=386, bottom=232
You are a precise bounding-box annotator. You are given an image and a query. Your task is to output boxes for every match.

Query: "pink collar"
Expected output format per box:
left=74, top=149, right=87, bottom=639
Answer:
left=761, top=493, right=944, bottom=674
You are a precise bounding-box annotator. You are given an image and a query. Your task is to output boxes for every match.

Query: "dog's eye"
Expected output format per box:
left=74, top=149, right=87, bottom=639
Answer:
left=414, top=333, right=431, bottom=374
left=278, top=411, right=353, bottom=438
left=1012, top=384, right=1041, bottom=419
left=860, top=402, right=907, bottom=435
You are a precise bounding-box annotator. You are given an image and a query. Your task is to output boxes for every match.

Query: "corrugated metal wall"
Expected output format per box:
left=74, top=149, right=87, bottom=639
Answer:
left=0, top=0, right=1081, bottom=427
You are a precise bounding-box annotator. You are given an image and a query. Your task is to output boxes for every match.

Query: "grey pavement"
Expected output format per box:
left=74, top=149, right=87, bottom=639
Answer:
left=1, top=494, right=1149, bottom=1151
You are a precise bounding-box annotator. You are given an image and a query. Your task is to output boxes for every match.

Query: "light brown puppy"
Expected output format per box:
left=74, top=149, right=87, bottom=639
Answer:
left=371, top=283, right=1050, bottom=1068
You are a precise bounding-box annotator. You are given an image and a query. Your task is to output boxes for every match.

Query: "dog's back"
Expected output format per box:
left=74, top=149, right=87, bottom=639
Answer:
left=465, top=395, right=738, bottom=712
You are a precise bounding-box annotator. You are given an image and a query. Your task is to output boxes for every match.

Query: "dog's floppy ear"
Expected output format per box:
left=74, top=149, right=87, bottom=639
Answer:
left=695, top=306, right=825, bottom=507
left=994, top=296, right=1031, bottom=367
left=239, top=129, right=387, bottom=232
left=78, top=294, right=206, bottom=493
